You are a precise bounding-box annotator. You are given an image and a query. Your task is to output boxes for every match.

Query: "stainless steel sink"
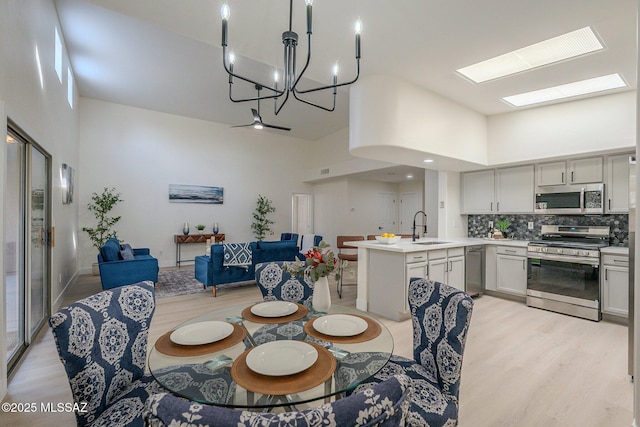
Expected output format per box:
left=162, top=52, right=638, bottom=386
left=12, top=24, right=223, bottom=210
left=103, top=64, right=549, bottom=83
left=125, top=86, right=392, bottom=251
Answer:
left=415, top=241, right=451, bottom=245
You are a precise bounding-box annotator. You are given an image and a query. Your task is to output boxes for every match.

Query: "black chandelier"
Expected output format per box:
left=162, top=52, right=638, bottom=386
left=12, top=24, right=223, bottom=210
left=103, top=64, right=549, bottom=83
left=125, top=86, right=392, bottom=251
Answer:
left=220, top=0, right=362, bottom=115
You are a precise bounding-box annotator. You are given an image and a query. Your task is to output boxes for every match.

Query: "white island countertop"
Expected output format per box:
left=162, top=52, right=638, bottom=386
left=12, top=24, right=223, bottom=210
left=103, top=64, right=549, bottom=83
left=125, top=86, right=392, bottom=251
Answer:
left=346, top=237, right=529, bottom=253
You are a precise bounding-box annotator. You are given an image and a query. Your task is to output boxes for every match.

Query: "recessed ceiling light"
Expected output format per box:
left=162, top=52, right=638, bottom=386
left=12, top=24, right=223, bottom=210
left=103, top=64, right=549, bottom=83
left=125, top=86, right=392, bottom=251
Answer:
left=457, top=27, right=604, bottom=83
left=6, top=135, right=15, bottom=143
left=502, top=73, right=626, bottom=107
left=423, top=159, right=434, bottom=163
left=406, top=174, right=413, bottom=179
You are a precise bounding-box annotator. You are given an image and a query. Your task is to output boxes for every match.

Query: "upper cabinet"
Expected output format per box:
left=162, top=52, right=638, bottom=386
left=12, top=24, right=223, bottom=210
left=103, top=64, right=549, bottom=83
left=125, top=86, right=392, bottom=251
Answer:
left=606, top=154, right=632, bottom=213
left=462, top=170, right=495, bottom=214
left=567, top=157, right=603, bottom=184
left=462, top=166, right=533, bottom=214
left=495, top=165, right=534, bottom=213
left=536, top=161, right=566, bottom=186
left=536, top=157, right=603, bottom=186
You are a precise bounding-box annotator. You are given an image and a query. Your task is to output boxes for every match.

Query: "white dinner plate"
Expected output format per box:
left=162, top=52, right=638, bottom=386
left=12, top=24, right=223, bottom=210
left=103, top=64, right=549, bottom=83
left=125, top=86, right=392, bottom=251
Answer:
left=250, top=301, right=298, bottom=318
left=246, top=341, right=318, bottom=376
left=313, top=314, right=368, bottom=337
left=170, top=321, right=234, bottom=346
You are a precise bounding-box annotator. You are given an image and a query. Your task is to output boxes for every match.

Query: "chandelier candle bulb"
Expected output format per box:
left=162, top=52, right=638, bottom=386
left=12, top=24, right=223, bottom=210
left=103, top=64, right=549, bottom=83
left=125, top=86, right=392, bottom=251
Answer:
left=306, top=2, right=312, bottom=34
left=355, top=20, right=362, bottom=58
left=220, top=4, right=229, bottom=46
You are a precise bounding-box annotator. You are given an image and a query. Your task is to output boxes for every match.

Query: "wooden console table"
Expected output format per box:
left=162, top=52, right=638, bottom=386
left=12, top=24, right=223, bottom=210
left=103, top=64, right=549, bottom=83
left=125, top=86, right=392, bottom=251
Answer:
left=175, top=233, right=225, bottom=267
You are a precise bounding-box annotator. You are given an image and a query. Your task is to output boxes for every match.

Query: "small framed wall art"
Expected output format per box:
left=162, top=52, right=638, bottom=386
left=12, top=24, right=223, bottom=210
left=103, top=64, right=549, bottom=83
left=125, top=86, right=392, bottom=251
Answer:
left=61, top=163, right=74, bottom=204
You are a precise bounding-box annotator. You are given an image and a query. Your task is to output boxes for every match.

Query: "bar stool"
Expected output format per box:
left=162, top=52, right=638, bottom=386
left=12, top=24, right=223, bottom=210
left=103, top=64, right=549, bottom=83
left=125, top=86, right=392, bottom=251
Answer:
left=336, top=235, right=364, bottom=298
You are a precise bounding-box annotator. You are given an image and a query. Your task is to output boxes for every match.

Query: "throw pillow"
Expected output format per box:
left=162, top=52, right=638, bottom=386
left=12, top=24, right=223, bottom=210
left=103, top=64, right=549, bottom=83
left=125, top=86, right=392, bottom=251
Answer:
left=120, top=243, right=135, bottom=260
left=101, top=238, right=121, bottom=262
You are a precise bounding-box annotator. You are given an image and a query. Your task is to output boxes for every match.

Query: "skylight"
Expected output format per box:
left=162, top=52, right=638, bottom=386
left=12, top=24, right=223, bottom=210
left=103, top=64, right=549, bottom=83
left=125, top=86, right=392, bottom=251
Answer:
left=502, top=73, right=626, bottom=107
left=457, top=27, right=604, bottom=83
left=55, top=28, right=62, bottom=83
left=67, top=67, right=74, bottom=108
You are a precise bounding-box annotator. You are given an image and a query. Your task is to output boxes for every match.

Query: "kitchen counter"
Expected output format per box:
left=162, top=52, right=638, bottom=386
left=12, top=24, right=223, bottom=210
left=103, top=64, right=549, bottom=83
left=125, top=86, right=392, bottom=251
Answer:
left=349, top=237, right=530, bottom=319
left=346, top=237, right=529, bottom=253
left=600, top=246, right=628, bottom=255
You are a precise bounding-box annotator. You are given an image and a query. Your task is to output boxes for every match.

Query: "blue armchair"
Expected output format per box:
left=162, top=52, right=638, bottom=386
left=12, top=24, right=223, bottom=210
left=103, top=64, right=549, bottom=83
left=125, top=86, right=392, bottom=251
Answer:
left=98, top=237, right=159, bottom=290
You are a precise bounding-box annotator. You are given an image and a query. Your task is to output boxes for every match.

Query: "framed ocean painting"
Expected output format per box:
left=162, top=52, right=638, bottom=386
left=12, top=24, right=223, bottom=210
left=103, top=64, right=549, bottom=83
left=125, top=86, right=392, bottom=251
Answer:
left=169, top=184, right=224, bottom=204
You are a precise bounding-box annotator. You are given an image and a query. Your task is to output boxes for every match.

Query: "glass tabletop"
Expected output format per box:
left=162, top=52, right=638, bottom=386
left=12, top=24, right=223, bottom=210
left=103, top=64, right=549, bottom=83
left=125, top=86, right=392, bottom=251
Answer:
left=147, top=302, right=394, bottom=409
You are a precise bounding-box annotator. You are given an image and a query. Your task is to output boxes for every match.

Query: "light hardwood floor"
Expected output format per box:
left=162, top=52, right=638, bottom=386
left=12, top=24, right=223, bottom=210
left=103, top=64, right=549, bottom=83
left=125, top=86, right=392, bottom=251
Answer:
left=0, top=270, right=633, bottom=426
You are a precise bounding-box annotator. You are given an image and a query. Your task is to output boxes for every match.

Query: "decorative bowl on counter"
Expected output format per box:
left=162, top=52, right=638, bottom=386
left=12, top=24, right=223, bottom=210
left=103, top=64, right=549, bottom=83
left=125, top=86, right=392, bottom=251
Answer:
left=375, top=235, right=402, bottom=244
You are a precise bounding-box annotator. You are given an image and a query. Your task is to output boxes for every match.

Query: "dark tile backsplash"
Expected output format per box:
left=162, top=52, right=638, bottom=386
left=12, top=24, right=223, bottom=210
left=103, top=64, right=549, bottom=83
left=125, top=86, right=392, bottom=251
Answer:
left=467, top=214, right=629, bottom=246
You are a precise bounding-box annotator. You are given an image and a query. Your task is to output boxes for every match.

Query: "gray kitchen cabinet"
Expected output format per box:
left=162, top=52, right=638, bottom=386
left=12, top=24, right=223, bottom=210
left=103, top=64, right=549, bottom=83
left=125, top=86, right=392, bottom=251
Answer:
left=495, top=165, right=534, bottom=213
left=536, top=161, right=566, bottom=186
left=428, top=248, right=465, bottom=291
left=606, top=154, right=632, bottom=213
left=462, top=166, right=533, bottom=214
left=601, top=253, right=629, bottom=318
left=567, top=157, right=603, bottom=184
left=496, top=246, right=527, bottom=296
left=462, top=170, right=495, bottom=214
left=536, top=157, right=603, bottom=186
left=368, top=250, right=429, bottom=321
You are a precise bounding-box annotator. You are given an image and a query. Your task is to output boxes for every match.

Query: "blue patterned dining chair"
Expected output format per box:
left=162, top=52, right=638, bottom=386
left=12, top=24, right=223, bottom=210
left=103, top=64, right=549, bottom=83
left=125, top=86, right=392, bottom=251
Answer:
left=49, top=281, right=164, bottom=427
left=254, top=260, right=315, bottom=308
left=144, top=374, right=412, bottom=427
left=351, top=279, right=474, bottom=426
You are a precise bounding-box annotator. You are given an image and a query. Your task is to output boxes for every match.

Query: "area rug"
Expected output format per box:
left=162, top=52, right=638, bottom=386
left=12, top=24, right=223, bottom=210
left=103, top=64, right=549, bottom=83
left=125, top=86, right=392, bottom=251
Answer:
left=155, top=269, right=208, bottom=298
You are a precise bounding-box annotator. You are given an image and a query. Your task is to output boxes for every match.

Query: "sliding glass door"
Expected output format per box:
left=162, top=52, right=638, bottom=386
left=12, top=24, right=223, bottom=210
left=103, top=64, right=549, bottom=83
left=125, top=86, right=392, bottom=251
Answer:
left=5, top=127, right=51, bottom=372
left=5, top=130, right=25, bottom=365
left=29, top=145, right=49, bottom=335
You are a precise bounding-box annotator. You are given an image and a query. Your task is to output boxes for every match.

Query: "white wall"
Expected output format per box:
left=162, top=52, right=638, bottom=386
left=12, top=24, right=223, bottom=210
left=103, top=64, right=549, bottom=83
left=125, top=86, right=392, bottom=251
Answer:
left=423, top=169, right=439, bottom=237
left=0, top=0, right=81, bottom=399
left=437, top=171, right=467, bottom=239
left=349, top=75, right=488, bottom=168
left=77, top=99, right=314, bottom=270
left=488, top=91, right=636, bottom=165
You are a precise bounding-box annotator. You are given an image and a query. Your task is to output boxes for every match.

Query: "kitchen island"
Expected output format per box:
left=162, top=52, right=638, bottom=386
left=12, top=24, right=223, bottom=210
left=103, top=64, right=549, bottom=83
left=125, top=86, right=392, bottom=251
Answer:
left=347, top=237, right=528, bottom=321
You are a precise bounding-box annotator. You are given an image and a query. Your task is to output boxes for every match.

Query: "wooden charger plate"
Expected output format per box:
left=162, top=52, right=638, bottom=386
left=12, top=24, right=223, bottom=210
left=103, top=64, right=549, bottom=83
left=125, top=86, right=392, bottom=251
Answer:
left=155, top=323, right=246, bottom=357
left=231, top=342, right=335, bottom=396
left=241, top=302, right=308, bottom=324
left=304, top=314, right=382, bottom=344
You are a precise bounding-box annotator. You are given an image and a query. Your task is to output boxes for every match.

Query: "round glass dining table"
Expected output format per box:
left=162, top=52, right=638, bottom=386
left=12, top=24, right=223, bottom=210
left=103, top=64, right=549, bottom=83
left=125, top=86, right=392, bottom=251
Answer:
left=147, top=302, right=393, bottom=410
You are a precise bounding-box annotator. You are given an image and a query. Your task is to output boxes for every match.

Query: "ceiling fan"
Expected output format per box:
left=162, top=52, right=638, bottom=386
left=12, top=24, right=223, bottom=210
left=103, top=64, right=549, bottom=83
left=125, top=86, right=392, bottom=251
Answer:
left=231, top=85, right=291, bottom=132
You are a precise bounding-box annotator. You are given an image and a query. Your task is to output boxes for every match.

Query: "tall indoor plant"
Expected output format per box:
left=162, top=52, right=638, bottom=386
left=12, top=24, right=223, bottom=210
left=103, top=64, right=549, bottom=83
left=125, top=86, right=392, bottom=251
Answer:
left=251, top=194, right=275, bottom=241
left=82, top=187, right=123, bottom=273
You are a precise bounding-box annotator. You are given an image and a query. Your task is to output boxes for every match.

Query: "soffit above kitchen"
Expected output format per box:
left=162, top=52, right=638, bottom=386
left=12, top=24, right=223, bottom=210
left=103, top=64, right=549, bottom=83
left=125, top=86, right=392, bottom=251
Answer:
left=54, top=0, right=637, bottom=141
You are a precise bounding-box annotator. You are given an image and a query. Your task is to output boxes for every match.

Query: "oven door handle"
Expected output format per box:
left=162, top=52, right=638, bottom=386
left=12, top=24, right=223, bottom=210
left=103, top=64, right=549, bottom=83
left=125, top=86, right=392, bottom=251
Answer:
left=527, top=252, right=599, bottom=266
left=580, top=187, right=585, bottom=213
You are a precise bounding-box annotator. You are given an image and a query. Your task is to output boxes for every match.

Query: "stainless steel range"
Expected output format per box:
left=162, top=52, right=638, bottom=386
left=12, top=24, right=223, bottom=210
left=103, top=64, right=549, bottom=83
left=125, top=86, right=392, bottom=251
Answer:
left=526, top=225, right=610, bottom=321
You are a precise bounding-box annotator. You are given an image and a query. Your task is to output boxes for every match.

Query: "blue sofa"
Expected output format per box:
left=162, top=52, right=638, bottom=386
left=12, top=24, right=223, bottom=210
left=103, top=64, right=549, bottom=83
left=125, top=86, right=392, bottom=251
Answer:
left=280, top=233, right=323, bottom=258
left=97, top=237, right=159, bottom=290
left=194, top=240, right=299, bottom=296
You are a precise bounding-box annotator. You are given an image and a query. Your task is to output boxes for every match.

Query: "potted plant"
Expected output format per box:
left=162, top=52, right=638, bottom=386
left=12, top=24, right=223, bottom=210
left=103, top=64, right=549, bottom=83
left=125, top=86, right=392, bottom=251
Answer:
left=251, top=194, right=275, bottom=241
left=494, top=218, right=511, bottom=239
left=196, top=224, right=206, bottom=234
left=82, top=187, right=123, bottom=274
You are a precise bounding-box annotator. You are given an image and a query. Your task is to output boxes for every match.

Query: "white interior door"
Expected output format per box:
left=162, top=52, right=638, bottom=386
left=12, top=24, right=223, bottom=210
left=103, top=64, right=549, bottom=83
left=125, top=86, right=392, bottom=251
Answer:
left=399, top=192, right=420, bottom=235
left=291, top=193, right=312, bottom=234
left=377, top=193, right=397, bottom=233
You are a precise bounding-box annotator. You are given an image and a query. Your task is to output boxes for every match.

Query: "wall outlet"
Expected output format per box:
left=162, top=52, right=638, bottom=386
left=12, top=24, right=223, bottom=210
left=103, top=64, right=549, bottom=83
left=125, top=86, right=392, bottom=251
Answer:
left=488, top=221, right=494, bottom=229
left=528, top=221, right=534, bottom=230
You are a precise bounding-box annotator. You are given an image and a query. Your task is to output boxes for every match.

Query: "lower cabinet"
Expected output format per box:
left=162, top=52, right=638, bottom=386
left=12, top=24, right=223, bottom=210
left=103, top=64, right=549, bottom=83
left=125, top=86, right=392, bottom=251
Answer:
left=495, top=246, right=527, bottom=296
left=601, top=253, right=629, bottom=318
left=427, top=248, right=465, bottom=291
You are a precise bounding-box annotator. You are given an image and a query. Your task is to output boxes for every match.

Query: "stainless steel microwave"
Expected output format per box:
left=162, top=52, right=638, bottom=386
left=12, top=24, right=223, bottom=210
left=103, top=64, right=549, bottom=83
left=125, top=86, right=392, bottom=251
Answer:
left=534, top=183, right=604, bottom=214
